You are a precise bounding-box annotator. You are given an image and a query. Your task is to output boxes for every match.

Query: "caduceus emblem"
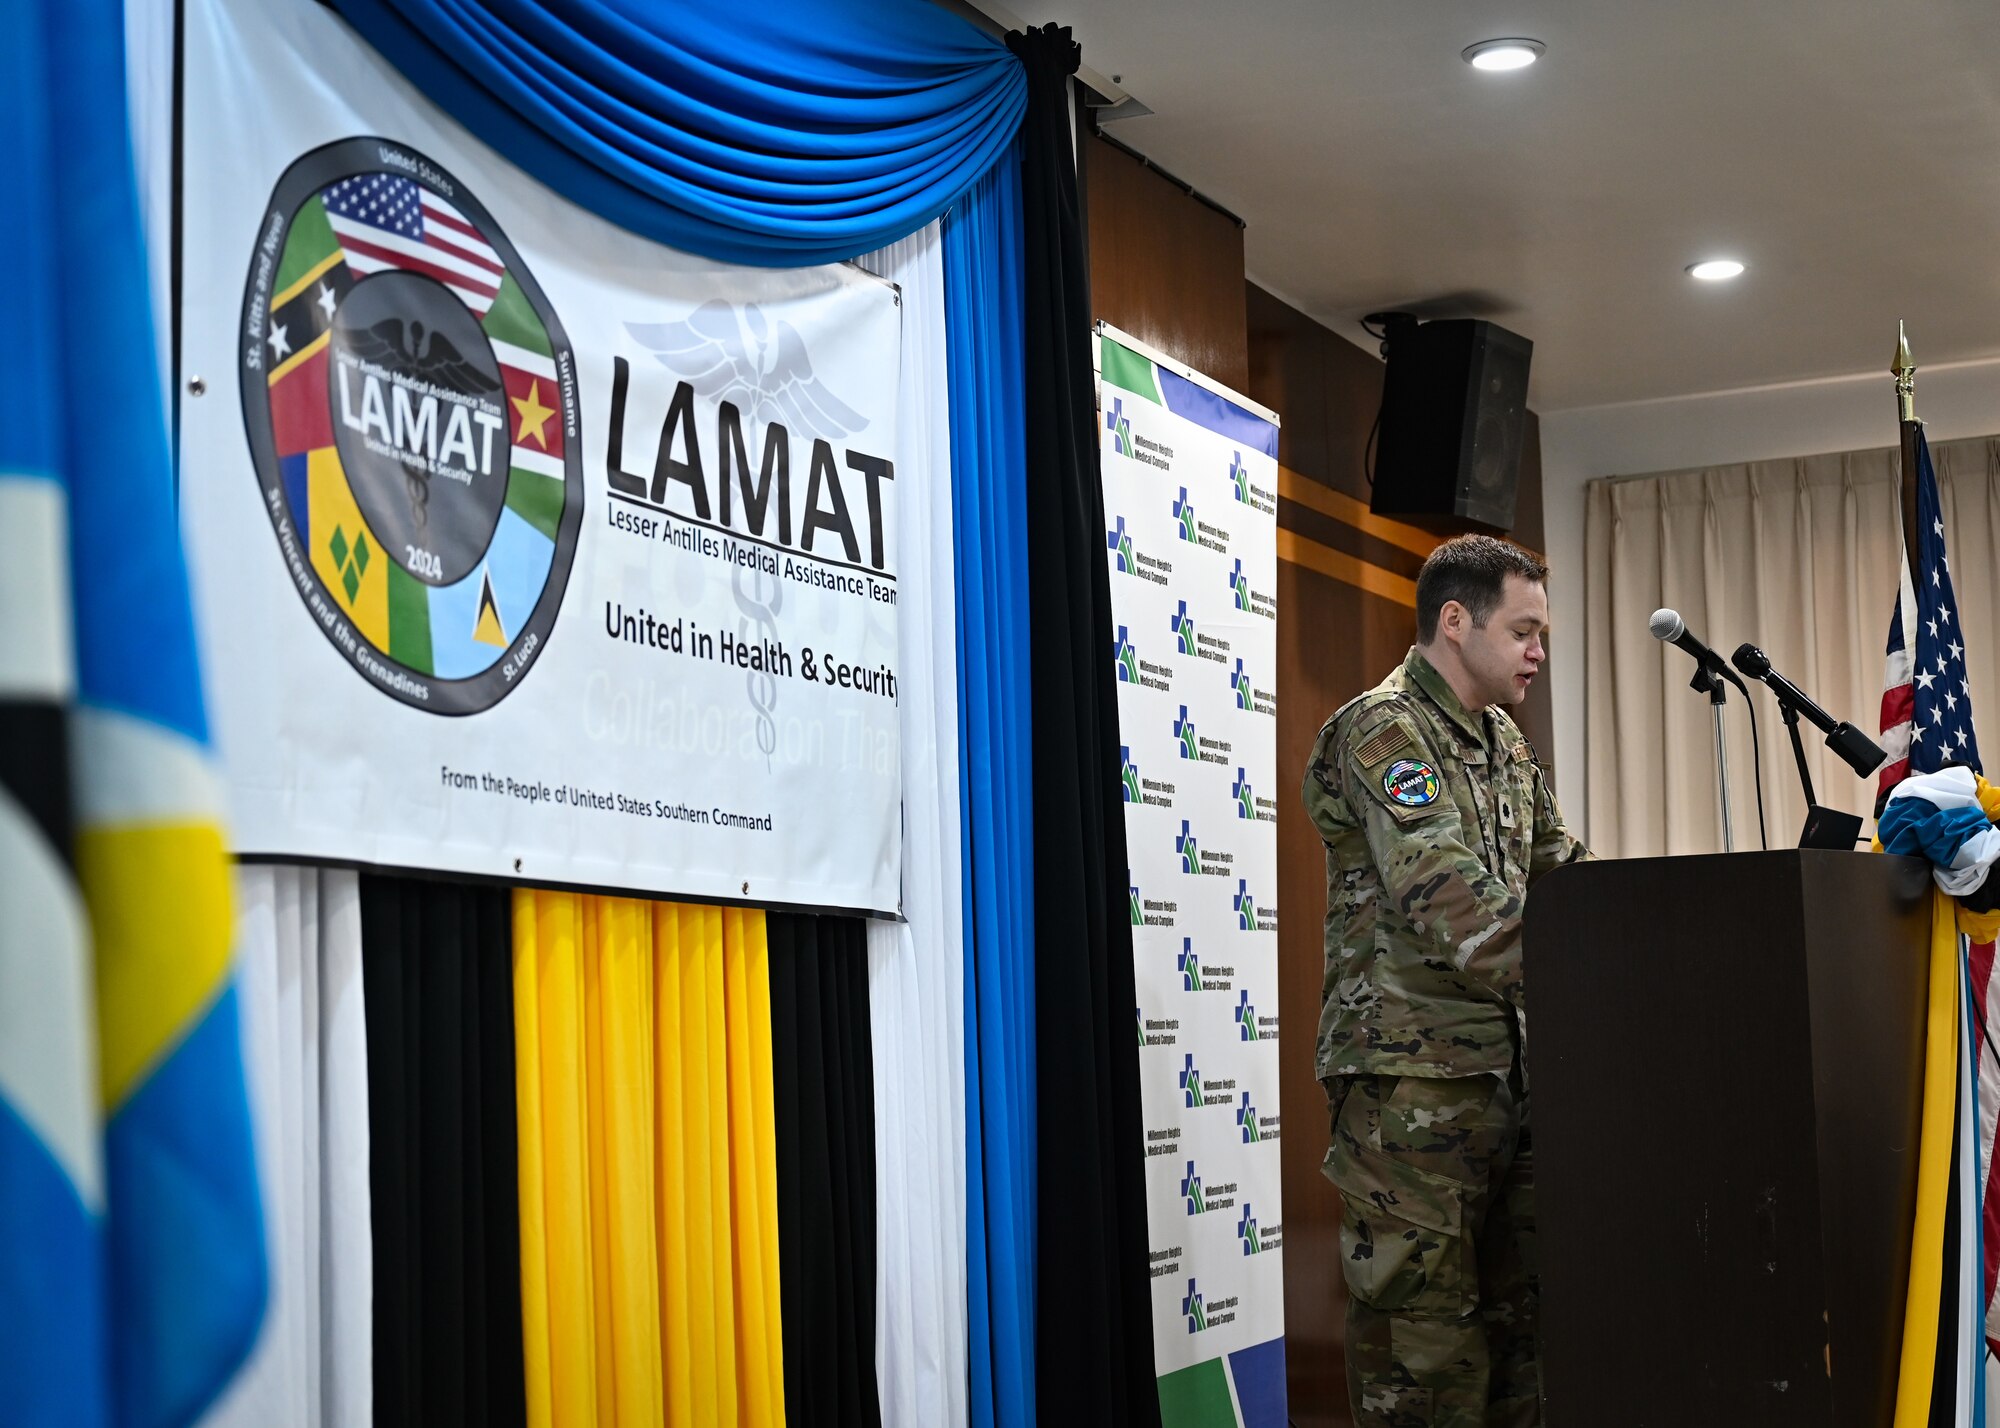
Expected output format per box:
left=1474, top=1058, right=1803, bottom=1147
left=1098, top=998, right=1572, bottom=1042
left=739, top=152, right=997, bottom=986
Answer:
left=624, top=300, right=867, bottom=437
left=624, top=300, right=872, bottom=763
left=341, top=317, right=501, bottom=530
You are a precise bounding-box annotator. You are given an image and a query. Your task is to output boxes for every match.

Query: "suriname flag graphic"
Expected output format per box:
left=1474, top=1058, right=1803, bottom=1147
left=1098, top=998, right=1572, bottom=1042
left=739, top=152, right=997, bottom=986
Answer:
left=241, top=137, right=581, bottom=714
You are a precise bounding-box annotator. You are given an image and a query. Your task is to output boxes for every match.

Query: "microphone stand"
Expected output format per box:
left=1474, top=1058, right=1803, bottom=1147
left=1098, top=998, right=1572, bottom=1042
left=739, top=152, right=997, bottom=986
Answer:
left=1730, top=642, right=1879, bottom=850
left=1778, top=700, right=1817, bottom=812
left=1688, top=662, right=1736, bottom=853
left=1769, top=694, right=1863, bottom=849
left=1776, top=688, right=1864, bottom=844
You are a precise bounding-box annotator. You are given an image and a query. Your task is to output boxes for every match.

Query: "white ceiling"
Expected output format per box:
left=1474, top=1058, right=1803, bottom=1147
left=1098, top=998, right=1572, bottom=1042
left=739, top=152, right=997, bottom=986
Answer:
left=988, top=0, right=2000, bottom=411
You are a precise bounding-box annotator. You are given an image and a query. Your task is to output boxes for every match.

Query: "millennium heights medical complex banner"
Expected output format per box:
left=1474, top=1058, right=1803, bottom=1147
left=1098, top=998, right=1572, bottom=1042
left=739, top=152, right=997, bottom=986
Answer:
left=1100, top=326, right=1287, bottom=1424
left=179, top=0, right=905, bottom=913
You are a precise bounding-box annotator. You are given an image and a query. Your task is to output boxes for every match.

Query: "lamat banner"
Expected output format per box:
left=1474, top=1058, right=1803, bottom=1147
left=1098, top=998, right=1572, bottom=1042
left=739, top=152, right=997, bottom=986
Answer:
left=178, top=0, right=904, bottom=912
left=1100, top=326, right=1287, bottom=1427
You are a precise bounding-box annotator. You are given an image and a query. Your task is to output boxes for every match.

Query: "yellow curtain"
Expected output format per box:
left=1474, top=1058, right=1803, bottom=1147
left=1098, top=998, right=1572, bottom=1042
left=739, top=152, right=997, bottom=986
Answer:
left=514, top=891, right=787, bottom=1427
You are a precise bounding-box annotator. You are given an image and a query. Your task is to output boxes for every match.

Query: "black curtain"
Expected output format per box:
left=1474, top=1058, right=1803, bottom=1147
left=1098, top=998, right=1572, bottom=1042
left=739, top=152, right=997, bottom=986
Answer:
left=1928, top=1103, right=1961, bottom=1428
left=360, top=876, right=525, bottom=1428
left=1007, top=23, right=1162, bottom=1426
left=768, top=911, right=881, bottom=1428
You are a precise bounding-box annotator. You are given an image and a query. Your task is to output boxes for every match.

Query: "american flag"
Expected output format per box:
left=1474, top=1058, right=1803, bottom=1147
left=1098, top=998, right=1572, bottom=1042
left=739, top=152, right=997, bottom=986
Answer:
left=1881, top=427, right=1999, bottom=1393
left=322, top=173, right=504, bottom=315
left=1878, top=426, right=1981, bottom=791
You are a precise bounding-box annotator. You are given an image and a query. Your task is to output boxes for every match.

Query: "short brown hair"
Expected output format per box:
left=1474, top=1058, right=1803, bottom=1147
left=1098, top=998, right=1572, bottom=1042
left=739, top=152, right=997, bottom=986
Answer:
left=1414, top=535, right=1548, bottom=643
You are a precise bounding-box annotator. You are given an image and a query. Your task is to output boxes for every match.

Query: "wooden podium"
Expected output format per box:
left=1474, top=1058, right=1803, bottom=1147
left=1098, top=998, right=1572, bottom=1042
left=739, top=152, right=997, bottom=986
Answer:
left=1524, top=851, right=1934, bottom=1428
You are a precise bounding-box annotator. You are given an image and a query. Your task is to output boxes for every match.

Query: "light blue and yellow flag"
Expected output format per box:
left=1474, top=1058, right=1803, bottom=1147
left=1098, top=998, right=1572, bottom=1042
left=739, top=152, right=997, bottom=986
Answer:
left=0, top=5, right=107, bottom=1424
left=0, top=2, right=267, bottom=1424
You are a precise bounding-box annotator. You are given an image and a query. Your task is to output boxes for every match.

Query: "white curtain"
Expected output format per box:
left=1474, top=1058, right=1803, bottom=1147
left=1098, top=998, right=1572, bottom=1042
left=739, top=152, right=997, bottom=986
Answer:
left=1585, top=434, right=2000, bottom=857
left=855, top=225, right=969, bottom=1428
left=204, top=865, right=372, bottom=1428
left=124, top=0, right=175, bottom=419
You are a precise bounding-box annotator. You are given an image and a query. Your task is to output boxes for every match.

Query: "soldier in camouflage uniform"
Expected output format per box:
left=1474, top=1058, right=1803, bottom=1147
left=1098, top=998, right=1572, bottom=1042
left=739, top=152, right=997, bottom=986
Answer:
left=1301, top=535, right=1587, bottom=1428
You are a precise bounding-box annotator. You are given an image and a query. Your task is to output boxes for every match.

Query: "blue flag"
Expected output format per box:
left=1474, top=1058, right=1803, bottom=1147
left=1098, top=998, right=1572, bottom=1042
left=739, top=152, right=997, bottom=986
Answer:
left=0, top=4, right=108, bottom=1423
left=0, top=3, right=267, bottom=1424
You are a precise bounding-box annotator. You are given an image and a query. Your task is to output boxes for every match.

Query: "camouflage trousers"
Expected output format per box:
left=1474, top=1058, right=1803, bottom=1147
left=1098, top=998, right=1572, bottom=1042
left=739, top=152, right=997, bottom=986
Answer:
left=1322, top=1072, right=1536, bottom=1428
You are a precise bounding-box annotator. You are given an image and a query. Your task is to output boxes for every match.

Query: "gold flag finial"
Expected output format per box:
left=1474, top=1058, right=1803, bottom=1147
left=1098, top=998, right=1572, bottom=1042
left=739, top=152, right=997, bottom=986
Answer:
left=1892, top=319, right=1917, bottom=423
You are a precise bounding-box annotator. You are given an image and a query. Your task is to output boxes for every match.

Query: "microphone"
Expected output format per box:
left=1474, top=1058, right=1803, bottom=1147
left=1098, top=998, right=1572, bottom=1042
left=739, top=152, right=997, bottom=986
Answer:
left=1649, top=609, right=1748, bottom=692
left=1730, top=642, right=1887, bottom=777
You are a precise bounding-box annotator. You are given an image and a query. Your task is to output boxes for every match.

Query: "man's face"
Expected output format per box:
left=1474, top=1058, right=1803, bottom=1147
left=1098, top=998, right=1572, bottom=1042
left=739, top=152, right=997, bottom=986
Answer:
left=1452, top=573, right=1549, bottom=709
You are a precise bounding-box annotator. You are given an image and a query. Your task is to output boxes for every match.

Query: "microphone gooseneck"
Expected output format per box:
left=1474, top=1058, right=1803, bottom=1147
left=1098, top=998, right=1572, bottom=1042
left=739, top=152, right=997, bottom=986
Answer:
left=1731, top=644, right=1829, bottom=731
left=1730, top=642, right=1887, bottom=779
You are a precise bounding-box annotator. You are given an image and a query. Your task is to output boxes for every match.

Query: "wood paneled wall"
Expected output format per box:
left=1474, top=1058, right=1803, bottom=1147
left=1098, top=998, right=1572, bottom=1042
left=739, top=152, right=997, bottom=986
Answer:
left=1244, top=285, right=1558, bottom=1428
left=1085, top=136, right=1249, bottom=392
left=1084, top=132, right=1554, bottom=1428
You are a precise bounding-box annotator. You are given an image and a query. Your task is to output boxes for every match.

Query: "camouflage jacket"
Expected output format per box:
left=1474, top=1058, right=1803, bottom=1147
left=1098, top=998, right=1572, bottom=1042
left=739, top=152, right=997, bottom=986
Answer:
left=1303, top=647, right=1587, bottom=1080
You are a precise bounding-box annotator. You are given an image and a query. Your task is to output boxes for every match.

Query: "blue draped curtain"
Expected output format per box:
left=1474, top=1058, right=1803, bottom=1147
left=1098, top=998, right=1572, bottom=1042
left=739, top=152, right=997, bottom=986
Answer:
left=324, top=0, right=1025, bottom=266
left=944, top=146, right=1037, bottom=1428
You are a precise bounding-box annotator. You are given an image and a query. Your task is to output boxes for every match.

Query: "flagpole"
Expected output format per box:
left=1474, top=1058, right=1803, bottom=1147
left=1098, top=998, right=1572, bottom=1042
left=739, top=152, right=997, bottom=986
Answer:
left=1893, top=321, right=1921, bottom=578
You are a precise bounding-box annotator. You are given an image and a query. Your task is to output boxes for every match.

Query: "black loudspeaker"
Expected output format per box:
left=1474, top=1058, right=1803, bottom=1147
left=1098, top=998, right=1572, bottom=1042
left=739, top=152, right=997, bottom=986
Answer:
left=1369, top=317, right=1533, bottom=532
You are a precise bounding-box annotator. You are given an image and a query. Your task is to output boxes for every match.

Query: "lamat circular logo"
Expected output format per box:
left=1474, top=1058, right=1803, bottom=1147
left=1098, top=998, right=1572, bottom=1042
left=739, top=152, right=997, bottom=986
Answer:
left=1383, top=758, right=1440, bottom=807
left=240, top=138, right=580, bottom=714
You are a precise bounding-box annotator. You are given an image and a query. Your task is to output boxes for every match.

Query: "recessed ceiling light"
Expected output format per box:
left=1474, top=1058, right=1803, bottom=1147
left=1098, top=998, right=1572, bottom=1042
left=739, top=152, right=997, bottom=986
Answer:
left=1462, top=38, right=1545, bottom=71
left=1687, top=259, right=1746, bottom=281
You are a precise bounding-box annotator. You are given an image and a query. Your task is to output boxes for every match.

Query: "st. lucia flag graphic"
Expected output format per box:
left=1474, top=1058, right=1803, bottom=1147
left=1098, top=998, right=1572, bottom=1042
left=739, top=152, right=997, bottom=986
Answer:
left=473, top=568, right=509, bottom=648
left=1, top=4, right=265, bottom=1425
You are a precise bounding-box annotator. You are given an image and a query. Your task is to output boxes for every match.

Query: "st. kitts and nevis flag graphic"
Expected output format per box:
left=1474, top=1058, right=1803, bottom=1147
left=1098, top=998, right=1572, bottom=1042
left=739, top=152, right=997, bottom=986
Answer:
left=3, top=0, right=266, bottom=1423
left=259, top=157, right=571, bottom=697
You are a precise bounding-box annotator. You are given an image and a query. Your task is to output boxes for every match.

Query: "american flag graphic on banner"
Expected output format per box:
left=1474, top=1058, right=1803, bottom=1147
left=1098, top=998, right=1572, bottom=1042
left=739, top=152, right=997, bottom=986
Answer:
left=1878, top=428, right=2000, bottom=1390
left=321, top=173, right=504, bottom=314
